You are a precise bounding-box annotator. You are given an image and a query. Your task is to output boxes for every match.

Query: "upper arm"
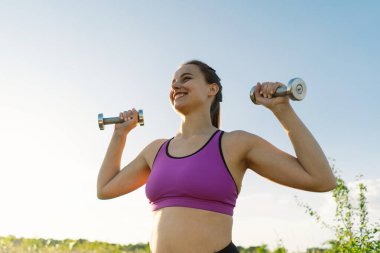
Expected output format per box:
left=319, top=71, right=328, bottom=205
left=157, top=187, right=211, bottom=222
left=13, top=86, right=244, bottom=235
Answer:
left=98, top=139, right=166, bottom=199
left=237, top=131, right=316, bottom=191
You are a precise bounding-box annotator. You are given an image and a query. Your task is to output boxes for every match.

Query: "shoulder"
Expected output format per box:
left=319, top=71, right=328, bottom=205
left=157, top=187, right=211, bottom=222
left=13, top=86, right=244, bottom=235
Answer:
left=140, top=138, right=169, bottom=169
left=220, top=130, right=264, bottom=157
left=221, top=130, right=261, bottom=146
left=142, top=138, right=168, bottom=155
left=218, top=130, right=267, bottom=171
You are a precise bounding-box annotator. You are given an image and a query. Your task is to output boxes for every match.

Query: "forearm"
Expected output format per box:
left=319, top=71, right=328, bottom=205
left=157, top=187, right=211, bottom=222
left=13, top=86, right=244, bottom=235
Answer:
left=97, top=131, right=128, bottom=192
left=272, top=105, right=336, bottom=190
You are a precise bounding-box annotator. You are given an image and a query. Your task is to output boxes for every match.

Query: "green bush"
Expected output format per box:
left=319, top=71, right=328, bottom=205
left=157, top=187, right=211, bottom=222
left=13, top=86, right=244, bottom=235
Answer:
left=296, top=164, right=380, bottom=253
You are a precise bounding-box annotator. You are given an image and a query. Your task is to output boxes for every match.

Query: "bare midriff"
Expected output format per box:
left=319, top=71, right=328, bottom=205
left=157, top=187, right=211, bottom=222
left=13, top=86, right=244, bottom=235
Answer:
left=150, top=207, right=233, bottom=253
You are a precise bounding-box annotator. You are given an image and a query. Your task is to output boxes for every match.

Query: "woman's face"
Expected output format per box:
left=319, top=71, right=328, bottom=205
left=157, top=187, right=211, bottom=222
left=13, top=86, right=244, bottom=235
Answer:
left=170, top=64, right=218, bottom=113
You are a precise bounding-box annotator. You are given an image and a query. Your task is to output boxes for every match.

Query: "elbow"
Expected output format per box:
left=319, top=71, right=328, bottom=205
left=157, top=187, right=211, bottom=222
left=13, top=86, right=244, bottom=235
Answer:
left=97, top=181, right=112, bottom=199
left=314, top=177, right=338, bottom=192
left=97, top=189, right=111, bottom=200
left=97, top=193, right=113, bottom=200
left=97, top=187, right=119, bottom=200
left=97, top=193, right=106, bottom=200
left=317, top=183, right=337, bottom=192
left=97, top=191, right=106, bottom=200
left=97, top=185, right=104, bottom=199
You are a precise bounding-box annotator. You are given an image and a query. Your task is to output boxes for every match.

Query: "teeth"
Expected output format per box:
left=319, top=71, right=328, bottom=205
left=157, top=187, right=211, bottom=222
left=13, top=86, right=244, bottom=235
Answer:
left=174, top=93, right=186, bottom=100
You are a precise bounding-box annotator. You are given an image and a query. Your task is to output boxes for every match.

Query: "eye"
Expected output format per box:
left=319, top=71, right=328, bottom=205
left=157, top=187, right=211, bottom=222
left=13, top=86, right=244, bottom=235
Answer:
left=183, top=76, right=191, bottom=82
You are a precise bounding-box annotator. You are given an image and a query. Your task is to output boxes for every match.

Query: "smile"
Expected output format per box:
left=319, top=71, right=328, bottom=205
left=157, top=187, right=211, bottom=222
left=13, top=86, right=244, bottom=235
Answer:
left=174, top=93, right=187, bottom=100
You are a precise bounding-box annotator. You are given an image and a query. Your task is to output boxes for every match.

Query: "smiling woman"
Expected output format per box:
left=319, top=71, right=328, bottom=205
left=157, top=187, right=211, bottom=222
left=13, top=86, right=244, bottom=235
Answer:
left=96, top=59, right=337, bottom=253
left=170, top=60, right=223, bottom=129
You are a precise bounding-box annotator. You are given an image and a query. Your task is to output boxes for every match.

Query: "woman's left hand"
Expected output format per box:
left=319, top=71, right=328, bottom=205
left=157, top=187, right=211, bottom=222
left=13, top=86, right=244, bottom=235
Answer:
left=254, top=82, right=290, bottom=111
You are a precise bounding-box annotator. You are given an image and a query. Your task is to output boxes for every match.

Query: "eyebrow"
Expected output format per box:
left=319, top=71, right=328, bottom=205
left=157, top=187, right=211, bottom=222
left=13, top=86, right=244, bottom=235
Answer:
left=172, top=73, right=193, bottom=84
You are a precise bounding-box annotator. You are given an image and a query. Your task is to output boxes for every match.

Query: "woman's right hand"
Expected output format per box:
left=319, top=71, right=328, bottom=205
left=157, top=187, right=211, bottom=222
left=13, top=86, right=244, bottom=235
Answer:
left=114, top=108, right=139, bottom=135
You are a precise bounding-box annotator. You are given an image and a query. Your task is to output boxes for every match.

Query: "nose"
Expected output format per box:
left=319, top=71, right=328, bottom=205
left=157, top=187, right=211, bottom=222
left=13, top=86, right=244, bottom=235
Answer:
left=171, top=80, right=181, bottom=89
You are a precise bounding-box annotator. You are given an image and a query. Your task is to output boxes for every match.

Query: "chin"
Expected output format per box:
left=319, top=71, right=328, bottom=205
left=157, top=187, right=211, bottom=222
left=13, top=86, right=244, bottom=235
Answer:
left=172, top=103, right=189, bottom=115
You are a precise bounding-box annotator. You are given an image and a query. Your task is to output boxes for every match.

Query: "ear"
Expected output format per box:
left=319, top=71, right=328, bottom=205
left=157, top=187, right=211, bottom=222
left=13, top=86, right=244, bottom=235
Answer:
left=208, top=83, right=220, bottom=97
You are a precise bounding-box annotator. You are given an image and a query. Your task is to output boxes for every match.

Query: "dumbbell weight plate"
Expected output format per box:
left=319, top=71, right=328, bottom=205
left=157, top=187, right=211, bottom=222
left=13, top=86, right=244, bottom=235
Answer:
left=287, top=78, right=307, bottom=101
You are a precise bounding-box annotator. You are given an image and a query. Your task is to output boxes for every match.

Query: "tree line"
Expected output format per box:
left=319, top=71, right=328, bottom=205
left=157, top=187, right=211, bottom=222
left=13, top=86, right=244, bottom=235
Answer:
left=0, top=236, right=289, bottom=253
left=1, top=163, right=379, bottom=252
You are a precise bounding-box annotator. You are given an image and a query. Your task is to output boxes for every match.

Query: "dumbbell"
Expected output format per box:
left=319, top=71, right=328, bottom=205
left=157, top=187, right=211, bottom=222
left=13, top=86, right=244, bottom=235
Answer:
left=250, top=78, right=307, bottom=104
left=98, top=109, right=144, bottom=130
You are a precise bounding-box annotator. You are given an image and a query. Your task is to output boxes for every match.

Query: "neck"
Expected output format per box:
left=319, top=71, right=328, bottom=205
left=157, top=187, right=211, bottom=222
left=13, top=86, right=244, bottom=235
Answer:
left=177, top=110, right=217, bottom=138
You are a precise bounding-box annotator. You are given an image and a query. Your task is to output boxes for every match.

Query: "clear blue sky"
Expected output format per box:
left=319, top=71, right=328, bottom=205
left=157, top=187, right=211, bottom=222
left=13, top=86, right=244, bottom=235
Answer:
left=0, top=1, right=379, bottom=252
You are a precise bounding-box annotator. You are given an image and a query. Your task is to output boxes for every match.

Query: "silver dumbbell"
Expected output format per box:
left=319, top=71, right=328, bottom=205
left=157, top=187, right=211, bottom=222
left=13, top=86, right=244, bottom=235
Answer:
left=98, top=109, right=144, bottom=130
left=250, top=78, right=307, bottom=104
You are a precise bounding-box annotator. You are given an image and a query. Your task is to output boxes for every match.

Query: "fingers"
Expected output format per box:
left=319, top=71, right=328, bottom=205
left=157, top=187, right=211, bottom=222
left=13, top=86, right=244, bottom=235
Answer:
left=114, top=108, right=139, bottom=134
left=260, top=82, right=283, bottom=98
left=254, top=81, right=289, bottom=109
left=254, top=83, right=262, bottom=104
left=119, top=108, right=138, bottom=127
left=119, top=108, right=138, bottom=122
left=257, top=82, right=284, bottom=99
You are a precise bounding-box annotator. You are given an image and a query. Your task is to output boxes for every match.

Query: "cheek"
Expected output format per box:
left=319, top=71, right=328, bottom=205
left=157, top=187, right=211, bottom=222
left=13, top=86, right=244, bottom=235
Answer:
left=169, top=90, right=174, bottom=104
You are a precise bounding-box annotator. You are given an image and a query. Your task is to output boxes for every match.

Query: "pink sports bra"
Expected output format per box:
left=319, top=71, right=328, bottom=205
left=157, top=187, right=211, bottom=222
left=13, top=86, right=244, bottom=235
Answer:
left=145, top=130, right=238, bottom=216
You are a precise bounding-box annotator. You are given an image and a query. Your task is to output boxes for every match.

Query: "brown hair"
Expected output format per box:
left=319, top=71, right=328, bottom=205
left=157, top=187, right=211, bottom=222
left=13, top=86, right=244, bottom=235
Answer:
left=183, top=60, right=223, bottom=128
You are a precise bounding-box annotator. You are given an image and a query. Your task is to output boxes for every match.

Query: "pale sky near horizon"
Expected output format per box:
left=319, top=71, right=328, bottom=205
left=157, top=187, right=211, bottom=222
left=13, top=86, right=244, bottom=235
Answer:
left=1, top=1, right=379, bottom=252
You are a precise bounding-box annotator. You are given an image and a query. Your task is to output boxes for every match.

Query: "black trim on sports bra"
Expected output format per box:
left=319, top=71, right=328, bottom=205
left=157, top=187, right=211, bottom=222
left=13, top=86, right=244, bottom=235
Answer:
left=166, top=130, right=220, bottom=159
left=151, top=139, right=170, bottom=170
left=219, top=131, right=240, bottom=195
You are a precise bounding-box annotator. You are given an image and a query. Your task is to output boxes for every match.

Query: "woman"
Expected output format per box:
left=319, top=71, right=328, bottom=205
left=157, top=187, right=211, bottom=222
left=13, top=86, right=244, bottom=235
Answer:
left=97, top=60, right=337, bottom=253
